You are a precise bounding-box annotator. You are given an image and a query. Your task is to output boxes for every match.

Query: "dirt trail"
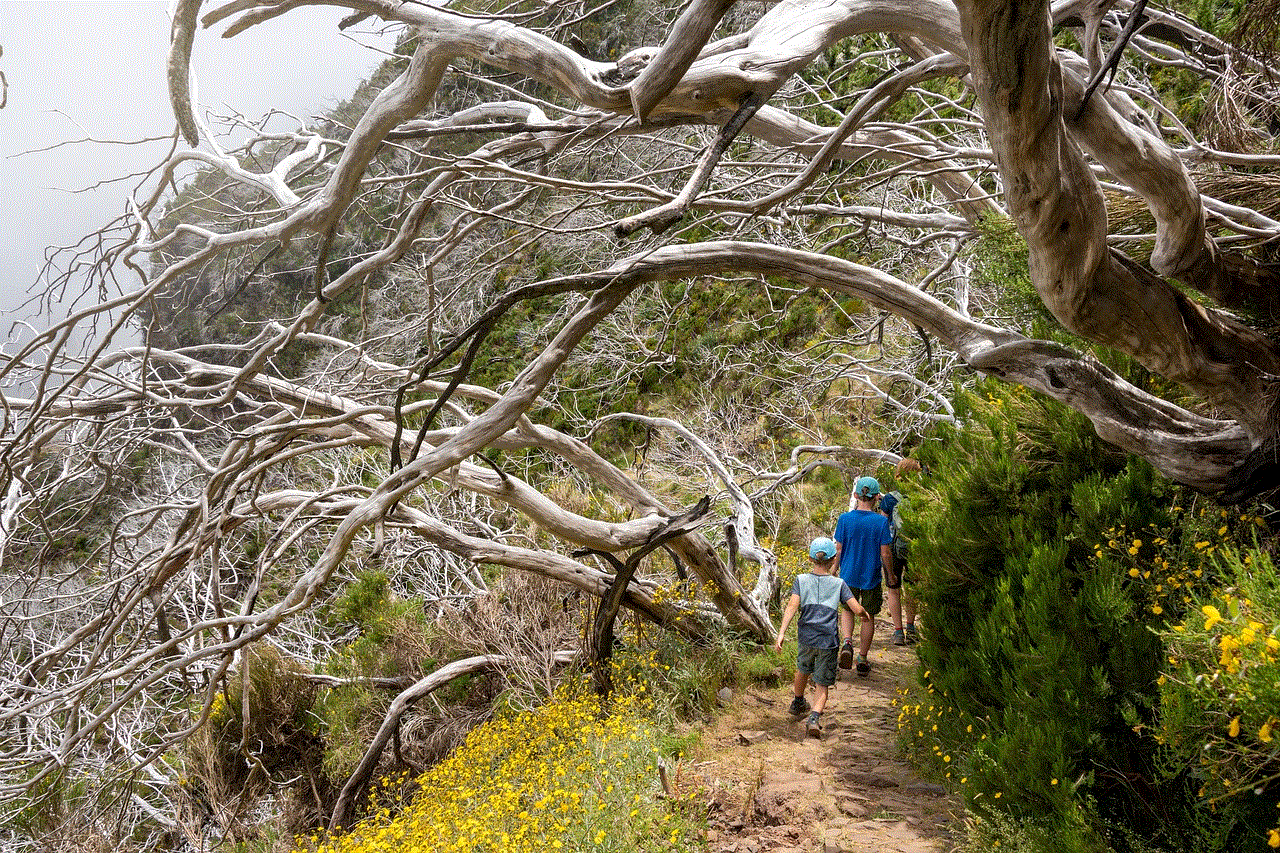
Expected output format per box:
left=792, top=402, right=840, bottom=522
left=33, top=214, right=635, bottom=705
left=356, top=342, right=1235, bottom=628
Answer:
left=685, top=623, right=962, bottom=853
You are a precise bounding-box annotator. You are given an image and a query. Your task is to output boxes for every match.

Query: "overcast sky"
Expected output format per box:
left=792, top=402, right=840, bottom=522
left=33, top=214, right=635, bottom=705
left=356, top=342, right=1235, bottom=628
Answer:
left=0, top=0, right=398, bottom=336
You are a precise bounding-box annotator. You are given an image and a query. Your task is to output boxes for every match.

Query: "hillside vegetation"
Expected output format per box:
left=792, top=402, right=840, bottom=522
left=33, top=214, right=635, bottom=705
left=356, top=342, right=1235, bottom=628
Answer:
left=2, top=1, right=1280, bottom=852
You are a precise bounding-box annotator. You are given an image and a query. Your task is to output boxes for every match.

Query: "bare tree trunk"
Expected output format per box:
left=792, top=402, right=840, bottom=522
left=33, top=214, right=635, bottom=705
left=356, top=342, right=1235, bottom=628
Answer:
left=581, top=496, right=712, bottom=696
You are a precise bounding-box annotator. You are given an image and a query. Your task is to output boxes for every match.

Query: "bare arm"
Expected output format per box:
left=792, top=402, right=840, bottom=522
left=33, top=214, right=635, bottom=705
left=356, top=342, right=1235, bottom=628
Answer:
left=881, top=544, right=896, bottom=586
left=845, top=594, right=869, bottom=621
left=774, top=592, right=801, bottom=652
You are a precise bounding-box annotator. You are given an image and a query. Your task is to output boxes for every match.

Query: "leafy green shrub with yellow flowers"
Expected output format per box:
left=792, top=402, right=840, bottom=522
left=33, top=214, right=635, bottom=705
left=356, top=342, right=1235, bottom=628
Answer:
left=901, top=378, right=1276, bottom=853
left=1156, top=542, right=1280, bottom=851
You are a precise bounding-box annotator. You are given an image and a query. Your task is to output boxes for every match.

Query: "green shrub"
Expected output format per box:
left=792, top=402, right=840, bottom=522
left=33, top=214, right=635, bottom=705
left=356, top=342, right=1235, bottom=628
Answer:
left=610, top=626, right=736, bottom=721
left=905, top=380, right=1211, bottom=851
left=735, top=646, right=789, bottom=686
left=314, top=571, right=438, bottom=778
left=199, top=645, right=322, bottom=778
left=1156, top=536, right=1280, bottom=853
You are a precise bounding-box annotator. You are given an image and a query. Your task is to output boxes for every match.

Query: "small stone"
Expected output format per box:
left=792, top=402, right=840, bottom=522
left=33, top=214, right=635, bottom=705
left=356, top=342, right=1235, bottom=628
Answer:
left=717, top=686, right=734, bottom=704
left=903, top=781, right=947, bottom=795
left=738, top=729, right=770, bottom=745
left=836, top=796, right=869, bottom=818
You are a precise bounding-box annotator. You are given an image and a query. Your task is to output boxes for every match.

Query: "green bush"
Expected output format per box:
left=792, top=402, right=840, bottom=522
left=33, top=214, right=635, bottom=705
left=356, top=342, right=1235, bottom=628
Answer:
left=1156, top=537, right=1280, bottom=853
left=314, top=571, right=438, bottom=778
left=904, top=380, right=1225, bottom=852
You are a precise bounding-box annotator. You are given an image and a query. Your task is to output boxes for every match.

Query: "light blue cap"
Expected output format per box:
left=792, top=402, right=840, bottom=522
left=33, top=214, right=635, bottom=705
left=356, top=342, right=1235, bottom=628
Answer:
left=809, top=536, right=837, bottom=560
left=854, top=476, right=881, bottom=498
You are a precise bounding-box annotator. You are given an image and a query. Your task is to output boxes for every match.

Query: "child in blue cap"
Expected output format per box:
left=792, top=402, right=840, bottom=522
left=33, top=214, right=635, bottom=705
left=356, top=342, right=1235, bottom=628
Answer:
left=774, top=536, right=869, bottom=737
left=834, top=476, right=895, bottom=675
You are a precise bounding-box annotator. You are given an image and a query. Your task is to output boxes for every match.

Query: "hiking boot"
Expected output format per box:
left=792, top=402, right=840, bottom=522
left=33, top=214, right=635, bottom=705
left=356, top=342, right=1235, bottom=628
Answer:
left=788, top=694, right=811, bottom=716
left=891, top=628, right=906, bottom=646
left=856, top=654, right=871, bottom=677
left=905, top=624, right=920, bottom=644
left=838, top=639, right=855, bottom=670
left=806, top=712, right=822, bottom=738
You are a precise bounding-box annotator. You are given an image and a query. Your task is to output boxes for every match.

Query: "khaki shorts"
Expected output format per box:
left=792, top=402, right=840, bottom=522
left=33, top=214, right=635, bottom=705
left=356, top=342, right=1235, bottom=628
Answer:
left=851, top=585, right=883, bottom=617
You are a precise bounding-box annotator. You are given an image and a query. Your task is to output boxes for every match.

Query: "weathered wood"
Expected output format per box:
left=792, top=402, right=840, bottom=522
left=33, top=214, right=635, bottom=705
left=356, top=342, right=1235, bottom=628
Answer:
left=955, top=0, right=1280, bottom=439
left=629, top=0, right=738, bottom=121
left=580, top=496, right=712, bottom=696
left=166, top=0, right=202, bottom=146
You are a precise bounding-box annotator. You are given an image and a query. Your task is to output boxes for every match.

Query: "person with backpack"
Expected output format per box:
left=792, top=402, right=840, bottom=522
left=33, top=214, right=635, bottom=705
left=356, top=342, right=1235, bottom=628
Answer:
left=882, top=456, right=923, bottom=644
left=833, top=476, right=895, bottom=676
left=878, top=489, right=917, bottom=645
left=774, top=536, right=869, bottom=737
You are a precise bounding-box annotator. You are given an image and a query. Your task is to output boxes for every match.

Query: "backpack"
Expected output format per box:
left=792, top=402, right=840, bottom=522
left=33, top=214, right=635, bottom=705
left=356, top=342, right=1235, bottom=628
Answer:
left=880, top=490, right=909, bottom=559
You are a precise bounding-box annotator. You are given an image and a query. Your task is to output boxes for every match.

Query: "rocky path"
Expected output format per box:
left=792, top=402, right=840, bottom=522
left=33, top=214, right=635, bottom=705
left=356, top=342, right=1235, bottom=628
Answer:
left=684, top=624, right=962, bottom=853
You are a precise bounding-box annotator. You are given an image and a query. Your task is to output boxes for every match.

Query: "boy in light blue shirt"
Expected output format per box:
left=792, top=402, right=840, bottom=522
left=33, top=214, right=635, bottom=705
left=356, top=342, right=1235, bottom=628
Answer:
left=774, top=536, right=869, bottom=737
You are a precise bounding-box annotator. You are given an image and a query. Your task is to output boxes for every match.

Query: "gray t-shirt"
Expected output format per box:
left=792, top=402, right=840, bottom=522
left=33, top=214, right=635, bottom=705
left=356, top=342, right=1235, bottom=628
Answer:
left=792, top=572, right=854, bottom=649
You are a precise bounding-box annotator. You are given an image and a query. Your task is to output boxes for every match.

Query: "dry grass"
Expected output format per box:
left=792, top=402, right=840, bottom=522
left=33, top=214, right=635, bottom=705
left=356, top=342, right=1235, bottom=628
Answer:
left=1107, top=169, right=1280, bottom=237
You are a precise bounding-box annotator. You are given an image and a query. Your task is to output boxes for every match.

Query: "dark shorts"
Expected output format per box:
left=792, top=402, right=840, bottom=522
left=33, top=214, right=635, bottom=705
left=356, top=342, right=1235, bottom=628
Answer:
left=885, top=554, right=908, bottom=590
left=797, top=644, right=839, bottom=687
left=851, top=585, right=883, bottom=617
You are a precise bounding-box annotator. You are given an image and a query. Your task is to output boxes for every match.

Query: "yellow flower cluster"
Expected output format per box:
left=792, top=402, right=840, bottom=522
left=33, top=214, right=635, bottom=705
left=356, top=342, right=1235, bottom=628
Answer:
left=1097, top=505, right=1265, bottom=622
left=1101, top=529, right=1197, bottom=618
left=1203, top=599, right=1280, bottom=678
left=1157, top=543, right=1279, bottom=845
left=892, top=674, right=991, bottom=789
left=772, top=544, right=809, bottom=596
left=294, top=675, right=702, bottom=853
left=646, top=542, right=812, bottom=617
left=648, top=576, right=717, bottom=615
left=1186, top=596, right=1280, bottom=743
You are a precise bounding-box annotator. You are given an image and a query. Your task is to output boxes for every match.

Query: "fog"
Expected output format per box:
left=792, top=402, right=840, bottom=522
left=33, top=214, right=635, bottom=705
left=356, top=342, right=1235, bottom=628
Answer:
left=0, top=0, right=398, bottom=351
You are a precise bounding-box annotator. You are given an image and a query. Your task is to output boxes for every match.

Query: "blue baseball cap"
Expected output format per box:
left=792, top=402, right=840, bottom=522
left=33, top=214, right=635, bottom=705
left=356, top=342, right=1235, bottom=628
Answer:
left=854, top=476, right=881, bottom=498
left=809, top=536, right=837, bottom=560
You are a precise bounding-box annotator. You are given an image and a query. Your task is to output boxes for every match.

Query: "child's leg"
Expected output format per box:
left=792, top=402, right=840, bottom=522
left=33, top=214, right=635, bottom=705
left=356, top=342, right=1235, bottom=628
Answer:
left=811, top=647, right=837, bottom=713
left=791, top=668, right=810, bottom=699
left=885, top=585, right=904, bottom=630
left=812, top=682, right=830, bottom=713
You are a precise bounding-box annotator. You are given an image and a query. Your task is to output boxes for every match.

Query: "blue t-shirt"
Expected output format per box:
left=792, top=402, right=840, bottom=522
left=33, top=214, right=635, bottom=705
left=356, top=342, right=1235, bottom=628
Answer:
left=834, top=508, right=893, bottom=590
left=791, top=572, right=854, bottom=649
